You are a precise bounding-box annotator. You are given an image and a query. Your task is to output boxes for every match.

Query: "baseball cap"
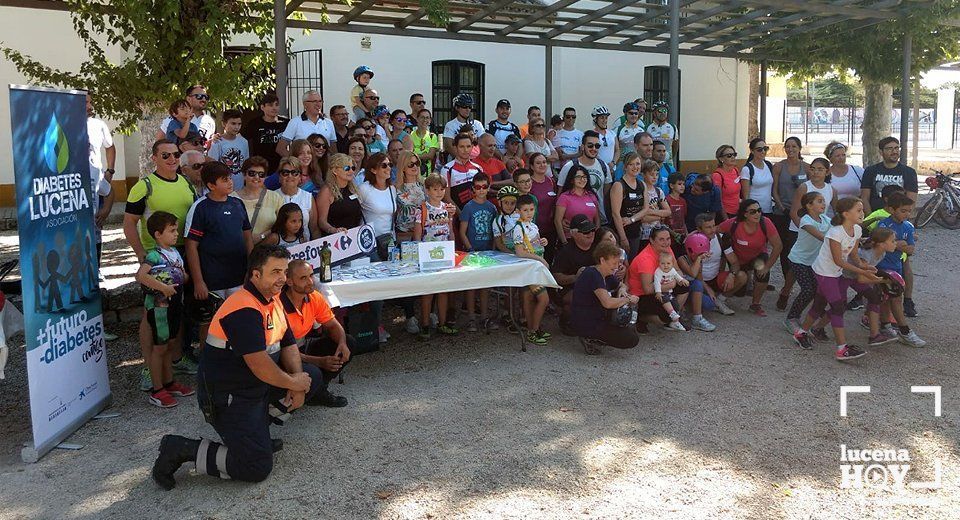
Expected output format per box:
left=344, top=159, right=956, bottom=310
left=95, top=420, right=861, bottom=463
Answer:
left=496, top=99, right=511, bottom=108
left=570, top=214, right=597, bottom=233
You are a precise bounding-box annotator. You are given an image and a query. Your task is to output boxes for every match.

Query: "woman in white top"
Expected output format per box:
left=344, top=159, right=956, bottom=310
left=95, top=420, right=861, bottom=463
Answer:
left=824, top=141, right=863, bottom=200
left=274, top=156, right=313, bottom=240
left=790, top=158, right=838, bottom=231
left=523, top=117, right=558, bottom=175
left=357, top=152, right=398, bottom=248
left=740, top=137, right=775, bottom=215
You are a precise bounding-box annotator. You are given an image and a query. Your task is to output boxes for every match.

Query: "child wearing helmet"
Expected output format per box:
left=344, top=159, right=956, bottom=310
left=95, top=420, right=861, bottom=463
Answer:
left=493, top=184, right=521, bottom=253
left=676, top=232, right=724, bottom=326
left=350, top=66, right=374, bottom=120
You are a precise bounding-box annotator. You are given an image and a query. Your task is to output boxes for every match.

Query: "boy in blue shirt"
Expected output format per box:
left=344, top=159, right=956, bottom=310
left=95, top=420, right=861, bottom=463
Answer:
left=875, top=192, right=925, bottom=346
left=459, top=173, right=498, bottom=332
left=165, top=99, right=199, bottom=144
left=184, top=161, right=254, bottom=347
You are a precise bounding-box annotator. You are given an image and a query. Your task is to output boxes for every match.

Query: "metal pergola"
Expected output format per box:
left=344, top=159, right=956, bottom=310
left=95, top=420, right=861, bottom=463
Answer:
left=273, top=0, right=921, bottom=150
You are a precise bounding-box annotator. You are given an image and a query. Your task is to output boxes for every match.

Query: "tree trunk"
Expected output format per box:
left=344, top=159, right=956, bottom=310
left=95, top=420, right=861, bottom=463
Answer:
left=137, top=111, right=166, bottom=178
left=861, top=78, right=893, bottom=168
left=748, top=62, right=759, bottom=140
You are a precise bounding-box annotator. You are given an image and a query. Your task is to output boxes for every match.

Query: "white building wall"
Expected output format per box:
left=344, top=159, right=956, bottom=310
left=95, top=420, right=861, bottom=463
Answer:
left=0, top=7, right=131, bottom=188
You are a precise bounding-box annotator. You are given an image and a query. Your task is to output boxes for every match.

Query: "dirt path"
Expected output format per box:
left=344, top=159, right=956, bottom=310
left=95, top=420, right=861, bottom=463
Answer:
left=0, top=223, right=958, bottom=519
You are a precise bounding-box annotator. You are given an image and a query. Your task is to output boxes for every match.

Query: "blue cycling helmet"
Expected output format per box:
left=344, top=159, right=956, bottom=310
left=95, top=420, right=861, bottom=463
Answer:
left=453, top=93, right=475, bottom=108
left=353, top=65, right=374, bottom=80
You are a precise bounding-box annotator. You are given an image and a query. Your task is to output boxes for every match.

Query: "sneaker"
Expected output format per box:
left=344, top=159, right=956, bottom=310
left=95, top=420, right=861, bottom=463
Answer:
left=881, top=323, right=898, bottom=337
left=749, top=304, right=767, bottom=317
left=868, top=331, right=898, bottom=347
left=466, top=319, right=478, bottom=333
left=793, top=330, right=814, bottom=350
left=429, top=312, right=439, bottom=328
left=172, top=356, right=198, bottom=376
left=847, top=296, right=865, bottom=311
left=485, top=318, right=500, bottom=331
left=139, top=367, right=153, bottom=392
left=776, top=292, right=789, bottom=311
left=165, top=381, right=195, bottom=397
left=417, top=327, right=433, bottom=341
left=903, top=298, right=918, bottom=317
left=636, top=321, right=649, bottom=335
left=665, top=320, right=687, bottom=332
left=405, top=316, right=421, bottom=335
left=306, top=388, right=348, bottom=407
left=811, top=327, right=830, bottom=342
left=783, top=317, right=800, bottom=334
left=835, top=344, right=867, bottom=362
left=103, top=331, right=119, bottom=341
left=536, top=329, right=552, bottom=340
left=898, top=330, right=927, bottom=348
left=714, top=298, right=735, bottom=316
left=859, top=314, right=870, bottom=330
left=438, top=324, right=459, bottom=335
left=378, top=326, right=390, bottom=344
left=579, top=337, right=603, bottom=355
left=691, top=315, right=716, bottom=332
left=148, top=389, right=178, bottom=408
left=525, top=331, right=547, bottom=345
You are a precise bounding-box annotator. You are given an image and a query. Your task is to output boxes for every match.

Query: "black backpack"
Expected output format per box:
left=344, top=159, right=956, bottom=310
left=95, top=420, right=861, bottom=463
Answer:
left=744, top=160, right=775, bottom=184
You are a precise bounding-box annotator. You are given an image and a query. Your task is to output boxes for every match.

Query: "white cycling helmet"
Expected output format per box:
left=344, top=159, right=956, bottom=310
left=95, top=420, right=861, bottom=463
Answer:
left=591, top=105, right=611, bottom=117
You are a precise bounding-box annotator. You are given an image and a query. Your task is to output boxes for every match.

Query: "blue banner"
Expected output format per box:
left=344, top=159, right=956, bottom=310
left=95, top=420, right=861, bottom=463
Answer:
left=9, top=85, right=111, bottom=463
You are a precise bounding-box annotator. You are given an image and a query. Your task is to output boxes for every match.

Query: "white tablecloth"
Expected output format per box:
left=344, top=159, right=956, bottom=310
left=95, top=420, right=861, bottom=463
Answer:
left=317, top=253, right=559, bottom=308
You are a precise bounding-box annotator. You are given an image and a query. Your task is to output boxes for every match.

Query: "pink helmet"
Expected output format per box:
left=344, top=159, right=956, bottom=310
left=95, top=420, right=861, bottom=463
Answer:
left=878, top=269, right=905, bottom=298
left=684, top=232, right=710, bottom=256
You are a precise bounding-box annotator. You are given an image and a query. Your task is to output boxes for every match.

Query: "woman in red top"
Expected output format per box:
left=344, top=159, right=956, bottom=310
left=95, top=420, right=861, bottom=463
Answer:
left=718, top=198, right=782, bottom=316
left=712, top=144, right=742, bottom=217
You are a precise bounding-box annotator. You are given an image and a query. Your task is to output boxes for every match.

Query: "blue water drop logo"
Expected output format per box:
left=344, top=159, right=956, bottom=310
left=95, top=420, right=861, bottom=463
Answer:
left=42, top=115, right=69, bottom=174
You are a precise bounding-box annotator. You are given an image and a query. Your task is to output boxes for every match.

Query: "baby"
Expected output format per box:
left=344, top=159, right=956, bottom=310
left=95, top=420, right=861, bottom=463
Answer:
left=653, top=252, right=689, bottom=331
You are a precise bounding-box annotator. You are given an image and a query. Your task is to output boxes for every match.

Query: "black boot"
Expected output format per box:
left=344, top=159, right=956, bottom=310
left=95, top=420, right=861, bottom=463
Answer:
left=152, top=435, right=200, bottom=490
left=306, top=387, right=348, bottom=407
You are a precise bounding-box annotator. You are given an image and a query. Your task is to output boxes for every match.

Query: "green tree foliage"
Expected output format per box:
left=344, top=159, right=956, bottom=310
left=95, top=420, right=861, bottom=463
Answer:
left=755, top=1, right=960, bottom=85
left=2, top=0, right=449, bottom=132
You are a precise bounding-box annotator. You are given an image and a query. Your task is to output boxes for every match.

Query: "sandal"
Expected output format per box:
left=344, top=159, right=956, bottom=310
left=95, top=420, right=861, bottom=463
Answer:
left=579, top=337, right=602, bottom=355
left=749, top=304, right=767, bottom=317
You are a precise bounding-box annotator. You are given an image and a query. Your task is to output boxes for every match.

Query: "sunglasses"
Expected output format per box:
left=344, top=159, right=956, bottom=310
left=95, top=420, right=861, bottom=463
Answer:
left=413, top=100, right=426, bottom=105
left=160, top=152, right=182, bottom=159
left=279, top=168, right=299, bottom=176
left=746, top=208, right=761, bottom=215
left=753, top=146, right=770, bottom=152
left=473, top=184, right=489, bottom=190
left=394, top=118, right=407, bottom=124
left=191, top=94, right=209, bottom=101
left=186, top=162, right=204, bottom=170
left=246, top=170, right=267, bottom=178
left=584, top=143, right=601, bottom=149
left=721, top=152, right=737, bottom=159
left=564, top=115, right=577, bottom=119
left=343, top=165, right=357, bottom=172
left=380, top=162, right=391, bottom=169
left=312, top=143, right=327, bottom=149
left=532, top=123, right=545, bottom=128
left=407, top=161, right=421, bottom=168
left=361, top=125, right=373, bottom=130
left=367, top=96, right=380, bottom=101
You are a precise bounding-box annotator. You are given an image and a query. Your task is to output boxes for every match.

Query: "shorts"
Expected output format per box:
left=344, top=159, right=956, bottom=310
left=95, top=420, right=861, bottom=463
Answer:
left=705, top=271, right=733, bottom=293
left=185, top=286, right=240, bottom=324
left=146, top=292, right=182, bottom=346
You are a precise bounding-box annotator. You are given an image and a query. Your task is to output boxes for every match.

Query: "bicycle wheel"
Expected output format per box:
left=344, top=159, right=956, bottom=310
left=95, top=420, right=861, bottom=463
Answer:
left=934, top=202, right=960, bottom=229
left=915, top=191, right=942, bottom=228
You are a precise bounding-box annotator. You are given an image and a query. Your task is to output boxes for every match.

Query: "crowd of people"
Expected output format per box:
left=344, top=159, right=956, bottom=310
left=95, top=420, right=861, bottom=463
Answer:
left=82, top=69, right=930, bottom=490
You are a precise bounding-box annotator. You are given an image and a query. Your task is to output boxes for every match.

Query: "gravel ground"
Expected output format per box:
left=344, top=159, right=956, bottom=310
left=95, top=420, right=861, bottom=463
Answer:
left=0, top=218, right=959, bottom=519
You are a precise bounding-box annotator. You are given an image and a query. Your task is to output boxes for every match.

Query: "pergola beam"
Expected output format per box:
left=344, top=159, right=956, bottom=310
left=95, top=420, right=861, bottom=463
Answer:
left=496, top=0, right=580, bottom=37
left=673, top=8, right=776, bottom=50
left=583, top=0, right=697, bottom=43
left=396, top=6, right=426, bottom=28
left=724, top=0, right=900, bottom=52
left=339, top=0, right=377, bottom=24
left=286, top=17, right=778, bottom=60
left=543, top=0, right=639, bottom=40
left=285, top=0, right=306, bottom=17
left=619, top=0, right=728, bottom=46
left=734, top=0, right=897, bottom=19
left=449, top=0, right=516, bottom=32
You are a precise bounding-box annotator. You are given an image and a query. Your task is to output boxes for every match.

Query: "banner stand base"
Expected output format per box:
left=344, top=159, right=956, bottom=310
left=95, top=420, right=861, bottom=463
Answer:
left=55, top=442, right=84, bottom=450
left=20, top=446, right=39, bottom=464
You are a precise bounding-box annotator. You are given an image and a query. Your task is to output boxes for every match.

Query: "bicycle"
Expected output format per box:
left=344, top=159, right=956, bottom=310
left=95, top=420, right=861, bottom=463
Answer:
left=916, top=171, right=960, bottom=229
